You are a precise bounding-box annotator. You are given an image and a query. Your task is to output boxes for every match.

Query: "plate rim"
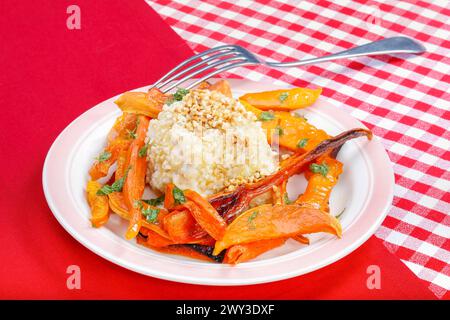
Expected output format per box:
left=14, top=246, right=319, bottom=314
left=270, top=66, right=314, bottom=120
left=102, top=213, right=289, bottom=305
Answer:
left=42, top=79, right=394, bottom=286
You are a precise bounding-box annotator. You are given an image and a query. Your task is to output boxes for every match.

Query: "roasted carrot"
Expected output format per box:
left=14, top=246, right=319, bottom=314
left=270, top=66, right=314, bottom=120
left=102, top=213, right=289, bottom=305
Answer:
left=137, top=241, right=218, bottom=262
left=108, top=191, right=171, bottom=240
left=164, top=183, right=176, bottom=209
left=184, top=190, right=227, bottom=240
left=296, top=156, right=343, bottom=212
left=224, top=238, right=287, bottom=264
left=114, top=88, right=167, bottom=118
left=213, top=204, right=342, bottom=255
left=89, top=113, right=137, bottom=180
left=123, top=115, right=150, bottom=240
left=163, top=209, right=207, bottom=243
left=137, top=228, right=174, bottom=247
left=86, top=180, right=110, bottom=227
left=241, top=100, right=329, bottom=151
left=209, top=128, right=372, bottom=222
left=239, top=87, right=322, bottom=111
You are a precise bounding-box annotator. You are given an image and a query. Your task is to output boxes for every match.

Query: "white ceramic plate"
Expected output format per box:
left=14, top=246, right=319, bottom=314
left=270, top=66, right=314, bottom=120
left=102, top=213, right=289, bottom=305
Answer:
left=42, top=79, right=394, bottom=286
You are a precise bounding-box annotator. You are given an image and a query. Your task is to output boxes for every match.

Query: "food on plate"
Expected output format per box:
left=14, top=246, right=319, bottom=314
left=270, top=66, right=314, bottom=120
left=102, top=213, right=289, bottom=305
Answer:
left=145, top=88, right=278, bottom=195
left=86, top=79, right=372, bottom=264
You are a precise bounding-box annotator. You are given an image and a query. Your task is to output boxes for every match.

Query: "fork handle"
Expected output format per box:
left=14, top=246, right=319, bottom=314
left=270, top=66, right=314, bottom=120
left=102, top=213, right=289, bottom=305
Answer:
left=266, top=36, right=425, bottom=68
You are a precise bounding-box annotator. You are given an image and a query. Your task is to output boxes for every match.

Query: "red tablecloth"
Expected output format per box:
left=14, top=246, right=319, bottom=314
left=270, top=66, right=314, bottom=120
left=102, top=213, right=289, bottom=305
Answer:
left=0, top=0, right=442, bottom=299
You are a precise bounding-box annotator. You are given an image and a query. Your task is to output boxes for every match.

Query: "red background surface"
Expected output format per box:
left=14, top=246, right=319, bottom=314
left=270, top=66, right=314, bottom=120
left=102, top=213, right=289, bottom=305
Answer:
left=0, top=1, right=441, bottom=299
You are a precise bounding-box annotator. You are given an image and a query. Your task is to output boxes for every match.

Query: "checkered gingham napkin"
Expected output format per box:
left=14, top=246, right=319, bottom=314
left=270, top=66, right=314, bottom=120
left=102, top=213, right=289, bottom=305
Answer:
left=145, top=0, right=450, bottom=298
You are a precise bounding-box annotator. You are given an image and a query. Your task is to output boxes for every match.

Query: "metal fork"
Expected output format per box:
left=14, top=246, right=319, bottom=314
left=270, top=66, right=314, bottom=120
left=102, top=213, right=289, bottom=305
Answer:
left=153, top=36, right=425, bottom=93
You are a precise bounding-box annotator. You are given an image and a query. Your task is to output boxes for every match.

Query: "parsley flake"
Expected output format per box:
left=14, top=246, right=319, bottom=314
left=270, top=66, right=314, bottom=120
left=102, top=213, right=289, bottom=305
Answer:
left=309, top=163, right=329, bottom=177
left=95, top=151, right=111, bottom=163
left=284, top=193, right=293, bottom=204
left=258, top=111, right=275, bottom=121
left=173, top=186, right=186, bottom=205
left=279, top=92, right=289, bottom=103
left=141, top=207, right=160, bottom=223
left=138, top=142, right=149, bottom=158
left=297, top=138, right=309, bottom=149
left=167, top=88, right=190, bottom=105
left=96, top=167, right=131, bottom=195
left=142, top=195, right=165, bottom=207
left=275, top=126, right=284, bottom=136
left=247, top=211, right=259, bottom=229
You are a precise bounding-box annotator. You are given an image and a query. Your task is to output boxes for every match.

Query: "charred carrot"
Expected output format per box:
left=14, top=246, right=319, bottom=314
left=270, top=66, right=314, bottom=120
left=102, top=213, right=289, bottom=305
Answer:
left=213, top=204, right=342, bottom=255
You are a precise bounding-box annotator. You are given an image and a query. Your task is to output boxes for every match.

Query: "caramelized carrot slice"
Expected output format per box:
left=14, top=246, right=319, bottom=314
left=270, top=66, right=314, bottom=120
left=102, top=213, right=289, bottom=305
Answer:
left=86, top=180, right=110, bottom=227
left=239, top=87, right=322, bottom=111
left=89, top=113, right=136, bottom=180
left=137, top=242, right=218, bottom=262
left=213, top=204, right=342, bottom=255
left=114, top=88, right=167, bottom=118
left=163, top=209, right=207, bottom=243
left=184, top=190, right=227, bottom=240
left=137, top=228, right=174, bottom=247
left=164, top=183, right=176, bottom=209
left=123, top=115, right=150, bottom=240
left=108, top=192, right=171, bottom=240
left=241, top=100, right=329, bottom=151
left=224, top=238, right=287, bottom=264
left=296, top=156, right=343, bottom=212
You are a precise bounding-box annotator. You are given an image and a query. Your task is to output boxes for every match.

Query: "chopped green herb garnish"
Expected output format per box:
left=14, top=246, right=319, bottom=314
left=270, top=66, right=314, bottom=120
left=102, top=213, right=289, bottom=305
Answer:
left=279, top=92, right=289, bottom=103
left=95, top=151, right=111, bottom=163
left=167, top=88, right=190, bottom=105
left=258, top=111, right=275, bottom=121
left=127, top=128, right=137, bottom=139
left=173, top=186, right=186, bottom=205
left=133, top=200, right=143, bottom=209
left=284, top=193, right=292, bottom=204
left=247, top=211, right=259, bottom=229
left=309, top=163, right=329, bottom=177
left=297, top=138, right=309, bottom=149
left=141, top=207, right=160, bottom=223
left=275, top=126, right=284, bottom=136
left=142, top=195, right=165, bottom=207
left=138, top=142, right=150, bottom=158
left=96, top=167, right=131, bottom=196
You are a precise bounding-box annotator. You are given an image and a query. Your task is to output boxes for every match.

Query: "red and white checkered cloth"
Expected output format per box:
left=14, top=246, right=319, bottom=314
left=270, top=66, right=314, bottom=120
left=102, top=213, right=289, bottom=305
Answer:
left=146, top=0, right=450, bottom=298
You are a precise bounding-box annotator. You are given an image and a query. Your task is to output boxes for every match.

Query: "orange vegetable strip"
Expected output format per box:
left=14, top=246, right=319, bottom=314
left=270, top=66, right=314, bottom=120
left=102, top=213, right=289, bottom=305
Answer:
left=114, top=88, right=167, bottom=118
left=241, top=100, right=329, bottom=152
left=137, top=241, right=217, bottom=262
left=224, top=238, right=287, bottom=264
left=86, top=180, right=110, bottom=227
left=213, top=204, right=342, bottom=255
left=89, top=113, right=137, bottom=180
left=296, top=156, right=343, bottom=212
left=123, top=115, right=150, bottom=240
left=108, top=192, right=171, bottom=240
left=163, top=209, right=207, bottom=243
left=163, top=183, right=176, bottom=209
left=184, top=190, right=227, bottom=241
left=137, top=228, right=174, bottom=247
left=239, top=87, right=322, bottom=111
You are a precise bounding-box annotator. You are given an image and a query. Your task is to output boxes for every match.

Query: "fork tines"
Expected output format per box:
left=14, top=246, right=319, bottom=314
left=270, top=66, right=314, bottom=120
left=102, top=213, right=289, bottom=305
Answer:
left=153, top=45, right=257, bottom=93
